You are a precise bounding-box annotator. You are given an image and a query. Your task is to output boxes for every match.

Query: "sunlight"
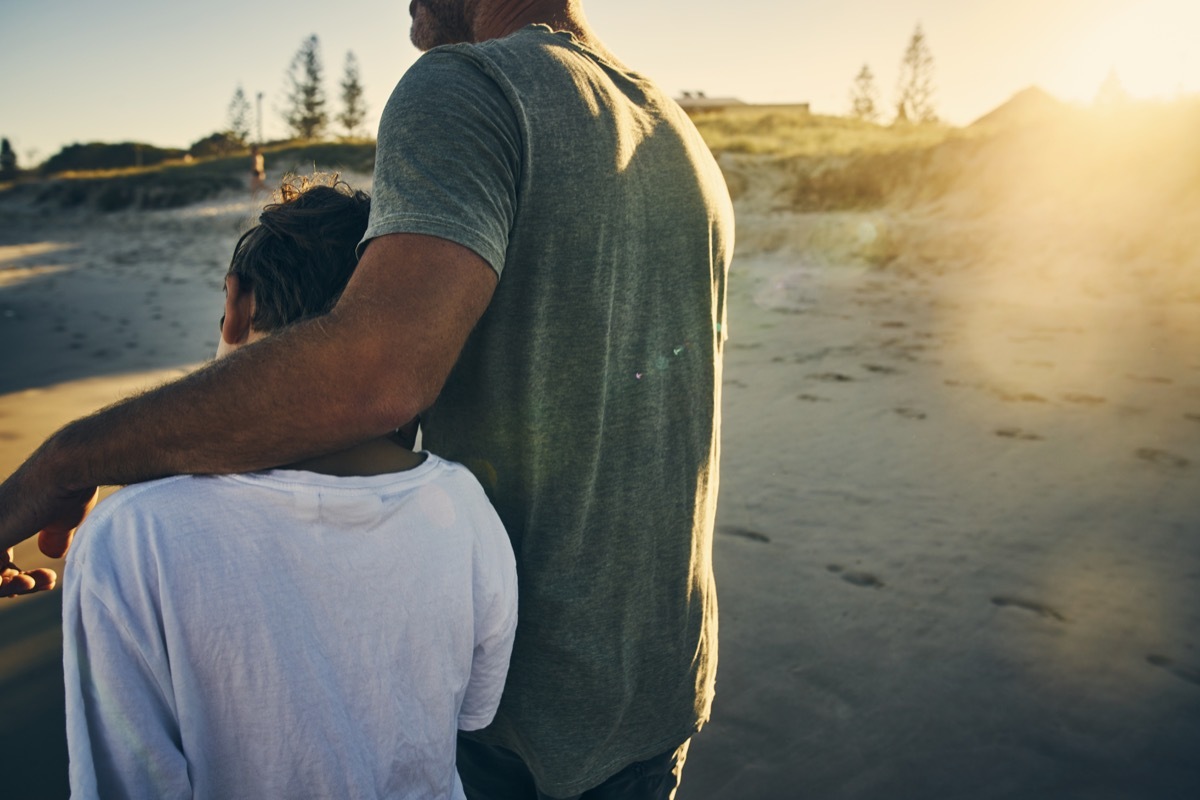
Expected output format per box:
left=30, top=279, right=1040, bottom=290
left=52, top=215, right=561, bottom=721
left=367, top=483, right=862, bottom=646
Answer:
left=1050, top=0, right=1200, bottom=104
left=0, top=242, right=74, bottom=268
left=0, top=263, right=70, bottom=289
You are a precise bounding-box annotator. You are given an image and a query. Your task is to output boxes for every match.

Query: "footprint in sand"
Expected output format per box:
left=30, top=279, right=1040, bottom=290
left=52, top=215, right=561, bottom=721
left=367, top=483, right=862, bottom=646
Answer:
left=719, top=526, right=770, bottom=544
left=997, top=390, right=1048, bottom=404
left=995, top=427, right=1043, bottom=441
left=863, top=364, right=901, bottom=375
left=1146, top=654, right=1200, bottom=687
left=1135, top=448, right=1190, bottom=469
left=797, top=393, right=830, bottom=403
left=1062, top=393, right=1107, bottom=406
left=894, top=407, right=926, bottom=420
left=1127, top=374, right=1173, bottom=385
left=991, top=596, right=1065, bottom=622
left=1184, top=413, right=1200, bottom=424
left=808, top=372, right=855, bottom=383
left=827, top=564, right=885, bottom=589
left=880, top=321, right=907, bottom=329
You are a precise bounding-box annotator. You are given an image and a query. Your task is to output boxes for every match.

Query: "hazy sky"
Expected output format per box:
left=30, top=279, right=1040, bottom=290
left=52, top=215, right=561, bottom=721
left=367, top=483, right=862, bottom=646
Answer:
left=2, top=0, right=1197, bottom=162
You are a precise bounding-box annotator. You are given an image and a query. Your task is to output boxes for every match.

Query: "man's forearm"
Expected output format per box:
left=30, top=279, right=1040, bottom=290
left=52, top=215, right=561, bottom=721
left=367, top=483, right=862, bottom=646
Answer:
left=51, top=318, right=406, bottom=488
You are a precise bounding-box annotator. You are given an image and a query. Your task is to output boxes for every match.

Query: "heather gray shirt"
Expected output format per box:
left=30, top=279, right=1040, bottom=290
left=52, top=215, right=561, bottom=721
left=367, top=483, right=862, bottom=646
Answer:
left=363, top=25, right=733, bottom=797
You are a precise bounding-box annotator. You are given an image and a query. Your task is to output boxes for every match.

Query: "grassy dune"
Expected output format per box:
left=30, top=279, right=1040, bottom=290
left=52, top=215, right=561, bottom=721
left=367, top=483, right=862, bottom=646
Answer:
left=710, top=98, right=1200, bottom=300
left=2, top=140, right=377, bottom=212
left=702, top=99, right=1199, bottom=210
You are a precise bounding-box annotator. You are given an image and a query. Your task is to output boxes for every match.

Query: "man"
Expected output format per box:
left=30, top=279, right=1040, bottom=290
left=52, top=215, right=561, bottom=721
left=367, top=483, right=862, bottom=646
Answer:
left=64, top=178, right=517, bottom=799
left=1, top=2, right=733, bottom=797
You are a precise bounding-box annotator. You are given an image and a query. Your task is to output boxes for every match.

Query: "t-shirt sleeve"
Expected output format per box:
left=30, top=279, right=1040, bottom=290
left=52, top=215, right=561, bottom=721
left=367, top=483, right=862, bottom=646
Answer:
left=457, top=497, right=519, bottom=731
left=361, top=49, right=522, bottom=277
left=62, top=511, right=191, bottom=800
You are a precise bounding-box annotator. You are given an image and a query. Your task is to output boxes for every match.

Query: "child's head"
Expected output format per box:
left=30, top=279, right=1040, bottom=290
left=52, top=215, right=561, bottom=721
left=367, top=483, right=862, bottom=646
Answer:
left=218, top=175, right=370, bottom=356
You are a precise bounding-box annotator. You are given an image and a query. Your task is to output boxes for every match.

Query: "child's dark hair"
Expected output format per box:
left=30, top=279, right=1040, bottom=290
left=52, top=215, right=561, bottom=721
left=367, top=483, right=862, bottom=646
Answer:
left=228, top=175, right=371, bottom=332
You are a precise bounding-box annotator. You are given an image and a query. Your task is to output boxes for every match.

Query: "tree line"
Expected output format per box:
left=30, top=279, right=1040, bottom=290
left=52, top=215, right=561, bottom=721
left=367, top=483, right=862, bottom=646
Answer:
left=1, top=34, right=372, bottom=176
left=207, top=34, right=368, bottom=156
left=849, top=23, right=937, bottom=124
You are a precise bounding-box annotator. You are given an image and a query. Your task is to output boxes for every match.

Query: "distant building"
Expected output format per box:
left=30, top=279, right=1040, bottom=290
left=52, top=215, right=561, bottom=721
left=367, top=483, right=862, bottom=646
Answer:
left=674, top=92, right=809, bottom=117
left=676, top=91, right=744, bottom=113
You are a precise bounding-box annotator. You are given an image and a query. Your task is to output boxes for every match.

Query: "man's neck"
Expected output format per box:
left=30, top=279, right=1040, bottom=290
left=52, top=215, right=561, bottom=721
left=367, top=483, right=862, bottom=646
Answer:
left=472, top=1, right=609, bottom=55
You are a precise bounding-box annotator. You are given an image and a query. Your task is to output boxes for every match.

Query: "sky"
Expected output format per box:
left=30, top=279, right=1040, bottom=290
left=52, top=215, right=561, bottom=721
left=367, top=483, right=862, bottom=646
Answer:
left=2, top=0, right=1198, bottom=164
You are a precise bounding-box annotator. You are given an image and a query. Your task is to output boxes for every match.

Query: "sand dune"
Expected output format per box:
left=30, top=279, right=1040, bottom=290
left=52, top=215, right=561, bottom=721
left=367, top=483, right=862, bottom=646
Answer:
left=1, top=138, right=1198, bottom=798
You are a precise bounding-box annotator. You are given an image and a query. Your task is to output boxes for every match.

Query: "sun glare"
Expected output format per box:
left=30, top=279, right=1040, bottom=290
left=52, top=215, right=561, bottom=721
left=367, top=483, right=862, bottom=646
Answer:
left=1050, top=1, right=1200, bottom=104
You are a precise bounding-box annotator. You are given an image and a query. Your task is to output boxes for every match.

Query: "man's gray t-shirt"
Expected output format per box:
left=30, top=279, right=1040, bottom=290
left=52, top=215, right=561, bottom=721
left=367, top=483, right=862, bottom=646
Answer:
left=363, top=25, right=733, bottom=797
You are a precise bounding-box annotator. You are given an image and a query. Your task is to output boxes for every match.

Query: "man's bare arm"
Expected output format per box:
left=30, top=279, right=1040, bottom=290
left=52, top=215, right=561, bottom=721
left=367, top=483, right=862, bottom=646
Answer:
left=0, top=233, right=497, bottom=559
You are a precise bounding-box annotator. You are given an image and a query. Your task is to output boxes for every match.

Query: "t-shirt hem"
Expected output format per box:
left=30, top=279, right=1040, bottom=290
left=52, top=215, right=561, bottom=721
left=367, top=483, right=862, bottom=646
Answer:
left=464, top=719, right=704, bottom=798
left=457, top=714, right=494, bottom=732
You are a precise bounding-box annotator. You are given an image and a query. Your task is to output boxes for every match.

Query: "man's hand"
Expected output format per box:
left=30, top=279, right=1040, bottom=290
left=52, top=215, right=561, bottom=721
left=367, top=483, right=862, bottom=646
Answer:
left=0, top=446, right=99, bottom=597
left=1, top=546, right=58, bottom=598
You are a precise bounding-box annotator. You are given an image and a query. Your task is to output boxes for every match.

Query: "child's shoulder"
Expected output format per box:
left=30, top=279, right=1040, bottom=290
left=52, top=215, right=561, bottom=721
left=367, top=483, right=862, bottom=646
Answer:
left=73, top=475, right=249, bottom=556
left=89, top=474, right=238, bottom=520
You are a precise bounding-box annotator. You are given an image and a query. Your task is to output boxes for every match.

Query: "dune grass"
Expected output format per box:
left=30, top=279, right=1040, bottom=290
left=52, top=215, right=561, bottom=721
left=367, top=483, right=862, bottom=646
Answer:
left=9, top=141, right=378, bottom=213
left=691, top=107, right=958, bottom=158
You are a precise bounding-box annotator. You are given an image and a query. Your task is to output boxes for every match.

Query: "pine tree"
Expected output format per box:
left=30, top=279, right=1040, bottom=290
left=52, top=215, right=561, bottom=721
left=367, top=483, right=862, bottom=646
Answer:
left=849, top=64, right=880, bottom=122
left=227, top=85, right=252, bottom=144
left=1094, top=68, right=1130, bottom=107
left=895, top=23, right=937, bottom=124
left=337, top=51, right=369, bottom=138
left=283, top=34, right=328, bottom=140
left=0, top=138, right=17, bottom=180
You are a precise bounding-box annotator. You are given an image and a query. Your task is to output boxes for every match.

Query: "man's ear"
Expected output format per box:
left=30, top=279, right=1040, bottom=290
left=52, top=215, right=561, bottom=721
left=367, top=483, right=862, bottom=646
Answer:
left=221, top=274, right=256, bottom=348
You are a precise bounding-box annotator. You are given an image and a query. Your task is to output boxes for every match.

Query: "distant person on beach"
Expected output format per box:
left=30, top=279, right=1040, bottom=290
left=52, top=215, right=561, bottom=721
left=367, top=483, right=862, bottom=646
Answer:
left=249, top=145, right=266, bottom=193
left=60, top=178, right=518, bottom=799
left=0, top=2, right=732, bottom=798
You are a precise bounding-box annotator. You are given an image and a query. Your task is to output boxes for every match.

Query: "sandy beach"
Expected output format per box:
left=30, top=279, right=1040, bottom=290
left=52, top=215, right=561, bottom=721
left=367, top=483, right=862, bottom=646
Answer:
left=2, top=133, right=1198, bottom=797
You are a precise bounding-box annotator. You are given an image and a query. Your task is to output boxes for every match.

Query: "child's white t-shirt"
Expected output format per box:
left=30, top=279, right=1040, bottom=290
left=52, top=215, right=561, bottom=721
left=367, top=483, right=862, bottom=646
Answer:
left=62, top=454, right=517, bottom=800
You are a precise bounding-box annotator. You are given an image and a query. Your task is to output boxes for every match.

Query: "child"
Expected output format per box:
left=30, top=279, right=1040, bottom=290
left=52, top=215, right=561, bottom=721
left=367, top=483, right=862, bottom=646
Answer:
left=61, top=177, right=518, bottom=800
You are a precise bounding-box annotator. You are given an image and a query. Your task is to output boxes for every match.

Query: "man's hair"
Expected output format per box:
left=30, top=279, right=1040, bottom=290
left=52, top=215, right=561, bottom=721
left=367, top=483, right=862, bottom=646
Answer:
left=228, top=175, right=371, bottom=332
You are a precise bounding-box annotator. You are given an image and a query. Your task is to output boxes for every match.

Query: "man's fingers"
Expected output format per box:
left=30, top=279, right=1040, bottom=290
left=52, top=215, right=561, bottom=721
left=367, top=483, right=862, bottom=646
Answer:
left=0, top=563, right=57, bottom=597
left=28, top=567, right=57, bottom=591
left=0, top=572, right=37, bottom=598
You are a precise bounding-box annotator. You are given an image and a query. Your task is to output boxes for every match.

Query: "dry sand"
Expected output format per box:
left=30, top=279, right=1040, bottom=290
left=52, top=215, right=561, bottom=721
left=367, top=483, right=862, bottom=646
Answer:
left=1, top=158, right=1198, bottom=798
